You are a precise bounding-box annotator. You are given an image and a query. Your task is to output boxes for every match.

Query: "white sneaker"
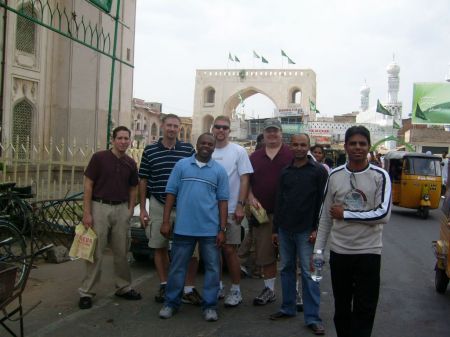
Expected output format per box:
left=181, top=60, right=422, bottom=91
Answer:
left=203, top=308, right=218, bottom=322
left=159, top=305, right=176, bottom=319
left=224, top=290, right=243, bottom=307
left=217, top=287, right=225, bottom=300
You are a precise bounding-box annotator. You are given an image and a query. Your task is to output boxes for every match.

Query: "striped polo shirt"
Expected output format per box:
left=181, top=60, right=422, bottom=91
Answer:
left=138, top=138, right=195, bottom=204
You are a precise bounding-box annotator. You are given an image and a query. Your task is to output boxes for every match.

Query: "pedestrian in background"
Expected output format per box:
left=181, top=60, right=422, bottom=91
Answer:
left=211, top=115, right=253, bottom=307
left=159, top=133, right=229, bottom=322
left=270, top=134, right=328, bottom=335
left=78, top=126, right=141, bottom=310
left=314, top=125, right=391, bottom=337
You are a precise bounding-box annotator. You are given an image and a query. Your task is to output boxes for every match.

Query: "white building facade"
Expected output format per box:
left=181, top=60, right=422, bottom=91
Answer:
left=0, top=0, right=136, bottom=151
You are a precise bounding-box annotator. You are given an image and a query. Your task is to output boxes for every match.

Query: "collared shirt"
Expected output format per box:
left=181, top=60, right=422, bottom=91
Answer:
left=273, top=157, right=328, bottom=233
left=249, top=144, right=293, bottom=213
left=85, top=150, right=138, bottom=202
left=165, top=154, right=229, bottom=237
left=138, top=138, right=195, bottom=204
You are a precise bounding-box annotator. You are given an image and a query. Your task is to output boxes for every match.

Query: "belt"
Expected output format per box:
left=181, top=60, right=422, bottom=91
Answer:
left=92, top=197, right=126, bottom=205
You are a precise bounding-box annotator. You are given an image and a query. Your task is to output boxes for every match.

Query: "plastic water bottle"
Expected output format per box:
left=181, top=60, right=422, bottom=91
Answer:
left=311, top=250, right=324, bottom=282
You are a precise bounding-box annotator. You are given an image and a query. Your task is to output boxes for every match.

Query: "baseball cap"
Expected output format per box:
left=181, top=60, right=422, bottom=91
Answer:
left=263, top=118, right=282, bottom=130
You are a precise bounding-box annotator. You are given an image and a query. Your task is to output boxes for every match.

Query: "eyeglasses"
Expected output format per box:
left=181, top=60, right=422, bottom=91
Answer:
left=213, top=125, right=230, bottom=130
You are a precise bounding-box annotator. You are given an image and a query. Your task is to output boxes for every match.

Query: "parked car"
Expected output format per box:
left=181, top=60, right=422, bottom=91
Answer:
left=129, top=200, right=153, bottom=262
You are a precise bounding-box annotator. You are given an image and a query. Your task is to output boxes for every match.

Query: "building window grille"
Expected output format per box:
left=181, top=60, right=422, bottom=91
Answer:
left=12, top=100, right=33, bottom=158
left=16, top=5, right=37, bottom=54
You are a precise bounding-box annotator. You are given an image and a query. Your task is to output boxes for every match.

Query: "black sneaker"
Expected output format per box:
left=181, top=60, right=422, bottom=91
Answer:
left=79, top=296, right=92, bottom=309
left=181, top=288, right=203, bottom=306
left=253, top=287, right=276, bottom=306
left=155, top=284, right=166, bottom=303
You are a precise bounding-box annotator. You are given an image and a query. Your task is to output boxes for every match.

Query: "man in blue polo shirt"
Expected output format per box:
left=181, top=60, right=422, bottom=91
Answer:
left=159, top=133, right=229, bottom=322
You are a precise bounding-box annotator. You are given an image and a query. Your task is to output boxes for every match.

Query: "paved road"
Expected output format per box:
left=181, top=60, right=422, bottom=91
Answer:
left=4, top=206, right=450, bottom=337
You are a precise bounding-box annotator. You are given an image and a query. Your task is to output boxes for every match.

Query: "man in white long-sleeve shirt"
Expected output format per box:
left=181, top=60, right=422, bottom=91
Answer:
left=314, top=125, right=391, bottom=337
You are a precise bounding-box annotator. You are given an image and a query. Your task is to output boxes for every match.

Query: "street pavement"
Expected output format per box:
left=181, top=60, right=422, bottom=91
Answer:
left=3, top=206, right=450, bottom=337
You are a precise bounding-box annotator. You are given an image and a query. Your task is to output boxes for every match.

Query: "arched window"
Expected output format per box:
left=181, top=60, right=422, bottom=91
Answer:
left=180, top=127, right=185, bottom=142
left=143, top=124, right=148, bottom=131
left=291, top=88, right=302, bottom=104
left=203, top=115, right=214, bottom=133
left=186, top=128, right=191, bottom=143
left=16, top=4, right=37, bottom=54
left=12, top=100, right=33, bottom=158
left=151, top=123, right=157, bottom=140
left=204, top=87, right=215, bottom=105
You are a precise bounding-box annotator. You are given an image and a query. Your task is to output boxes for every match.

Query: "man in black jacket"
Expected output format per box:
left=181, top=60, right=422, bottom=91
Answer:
left=270, top=134, right=328, bottom=336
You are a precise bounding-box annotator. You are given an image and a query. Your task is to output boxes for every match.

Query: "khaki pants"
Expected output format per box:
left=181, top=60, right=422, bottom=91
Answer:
left=78, top=201, right=131, bottom=297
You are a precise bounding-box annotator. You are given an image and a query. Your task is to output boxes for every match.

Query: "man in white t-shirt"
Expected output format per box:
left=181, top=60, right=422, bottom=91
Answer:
left=211, top=115, right=254, bottom=307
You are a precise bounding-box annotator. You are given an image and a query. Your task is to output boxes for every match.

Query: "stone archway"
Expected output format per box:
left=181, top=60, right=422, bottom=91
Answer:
left=192, top=68, right=316, bottom=143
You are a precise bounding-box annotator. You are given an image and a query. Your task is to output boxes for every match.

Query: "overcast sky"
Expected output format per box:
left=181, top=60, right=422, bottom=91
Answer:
left=133, top=0, right=450, bottom=118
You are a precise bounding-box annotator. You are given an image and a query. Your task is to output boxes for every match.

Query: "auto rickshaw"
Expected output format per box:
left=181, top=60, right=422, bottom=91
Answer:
left=432, top=176, right=450, bottom=294
left=384, top=151, right=442, bottom=219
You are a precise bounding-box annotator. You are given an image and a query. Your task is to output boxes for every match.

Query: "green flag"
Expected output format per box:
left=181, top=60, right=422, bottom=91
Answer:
left=415, top=103, right=428, bottom=120
left=261, top=56, right=268, bottom=64
left=393, top=120, right=401, bottom=129
left=281, top=49, right=287, bottom=57
left=287, top=57, right=295, bottom=65
left=376, top=99, right=393, bottom=116
left=234, top=55, right=240, bottom=62
left=309, top=98, right=319, bottom=113
left=253, top=50, right=260, bottom=58
left=228, top=52, right=233, bottom=61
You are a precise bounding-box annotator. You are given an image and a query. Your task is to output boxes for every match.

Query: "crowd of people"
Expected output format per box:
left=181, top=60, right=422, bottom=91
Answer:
left=78, top=117, right=392, bottom=337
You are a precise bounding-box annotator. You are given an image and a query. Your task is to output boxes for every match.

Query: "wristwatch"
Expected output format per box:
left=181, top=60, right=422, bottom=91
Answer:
left=237, top=200, right=246, bottom=207
left=219, top=227, right=227, bottom=233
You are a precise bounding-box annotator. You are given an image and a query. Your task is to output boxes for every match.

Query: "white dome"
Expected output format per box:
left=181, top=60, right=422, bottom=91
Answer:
left=387, top=61, right=400, bottom=75
left=360, top=84, right=370, bottom=95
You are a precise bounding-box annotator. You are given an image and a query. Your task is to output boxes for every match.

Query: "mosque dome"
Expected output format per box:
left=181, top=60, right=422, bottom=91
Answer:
left=387, top=61, right=400, bottom=75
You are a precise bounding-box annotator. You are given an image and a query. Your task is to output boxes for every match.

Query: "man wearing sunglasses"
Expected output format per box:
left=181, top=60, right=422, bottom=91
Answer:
left=211, top=116, right=253, bottom=307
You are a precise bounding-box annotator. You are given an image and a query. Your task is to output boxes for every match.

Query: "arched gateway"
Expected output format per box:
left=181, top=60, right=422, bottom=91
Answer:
left=192, top=69, right=317, bottom=142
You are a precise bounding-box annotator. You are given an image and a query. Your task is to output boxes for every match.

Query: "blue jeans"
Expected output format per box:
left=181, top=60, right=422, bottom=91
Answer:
left=164, top=234, right=220, bottom=311
left=278, top=227, right=322, bottom=325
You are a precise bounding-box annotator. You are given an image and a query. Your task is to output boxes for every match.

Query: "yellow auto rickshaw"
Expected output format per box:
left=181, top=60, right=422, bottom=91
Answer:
left=384, top=151, right=442, bottom=219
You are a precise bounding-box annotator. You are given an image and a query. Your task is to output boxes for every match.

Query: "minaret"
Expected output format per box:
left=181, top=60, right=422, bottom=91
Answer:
left=385, top=56, right=402, bottom=127
left=360, top=81, right=370, bottom=112
left=387, top=58, right=400, bottom=104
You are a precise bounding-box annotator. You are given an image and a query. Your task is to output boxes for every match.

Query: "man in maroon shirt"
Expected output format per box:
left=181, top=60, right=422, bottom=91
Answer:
left=249, top=119, right=293, bottom=305
left=78, top=126, right=141, bottom=310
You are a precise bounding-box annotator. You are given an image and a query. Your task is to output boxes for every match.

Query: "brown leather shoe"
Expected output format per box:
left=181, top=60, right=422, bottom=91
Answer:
left=308, top=323, right=325, bottom=335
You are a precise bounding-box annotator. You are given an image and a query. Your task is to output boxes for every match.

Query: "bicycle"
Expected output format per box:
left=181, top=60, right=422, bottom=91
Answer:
left=0, top=183, right=34, bottom=234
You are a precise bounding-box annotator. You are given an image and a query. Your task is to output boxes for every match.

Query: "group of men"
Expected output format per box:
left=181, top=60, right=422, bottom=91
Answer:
left=78, top=114, right=391, bottom=337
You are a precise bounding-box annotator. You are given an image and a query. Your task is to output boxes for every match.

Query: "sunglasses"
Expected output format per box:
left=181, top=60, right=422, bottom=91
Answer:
left=213, top=125, right=230, bottom=130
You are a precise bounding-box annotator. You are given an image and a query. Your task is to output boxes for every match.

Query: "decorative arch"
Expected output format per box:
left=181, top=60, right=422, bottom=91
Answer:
left=203, top=115, right=214, bottom=133
left=223, top=87, right=278, bottom=117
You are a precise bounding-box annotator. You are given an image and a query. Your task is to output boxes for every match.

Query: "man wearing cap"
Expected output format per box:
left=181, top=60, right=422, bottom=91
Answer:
left=248, top=118, right=294, bottom=305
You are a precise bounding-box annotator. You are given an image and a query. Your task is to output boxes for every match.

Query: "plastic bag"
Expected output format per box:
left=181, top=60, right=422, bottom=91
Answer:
left=69, top=224, right=97, bottom=263
left=249, top=205, right=269, bottom=225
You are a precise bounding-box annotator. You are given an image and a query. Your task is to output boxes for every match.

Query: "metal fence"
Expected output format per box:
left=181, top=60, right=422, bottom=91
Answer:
left=0, top=137, right=144, bottom=201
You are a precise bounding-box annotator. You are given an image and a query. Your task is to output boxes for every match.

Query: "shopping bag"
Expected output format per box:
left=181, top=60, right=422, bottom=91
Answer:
left=249, top=205, right=270, bottom=225
left=69, top=224, right=97, bottom=263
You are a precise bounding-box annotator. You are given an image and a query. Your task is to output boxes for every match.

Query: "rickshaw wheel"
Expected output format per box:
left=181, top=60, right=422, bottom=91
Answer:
left=435, top=264, right=449, bottom=294
left=418, top=207, right=429, bottom=219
